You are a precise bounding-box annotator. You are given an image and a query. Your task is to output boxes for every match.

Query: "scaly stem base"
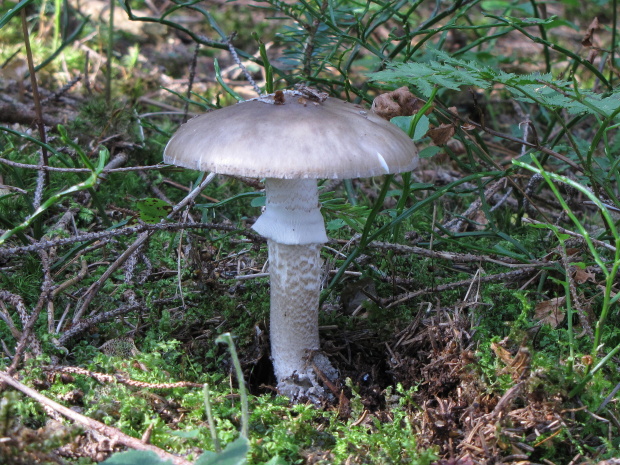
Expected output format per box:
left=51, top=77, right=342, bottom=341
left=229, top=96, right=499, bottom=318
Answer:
left=268, top=241, right=336, bottom=400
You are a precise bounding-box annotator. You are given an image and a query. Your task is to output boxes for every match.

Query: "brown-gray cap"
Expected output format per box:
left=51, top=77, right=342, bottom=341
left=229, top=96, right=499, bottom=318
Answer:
left=163, top=91, right=418, bottom=179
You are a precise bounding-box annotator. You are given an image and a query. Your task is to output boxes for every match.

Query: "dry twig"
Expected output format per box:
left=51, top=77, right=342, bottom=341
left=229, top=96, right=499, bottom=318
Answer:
left=72, top=173, right=217, bottom=321
left=522, top=217, right=616, bottom=252
left=384, top=268, right=536, bottom=308
left=357, top=239, right=548, bottom=268
left=42, top=365, right=203, bottom=389
left=0, top=157, right=166, bottom=173
left=0, top=370, right=192, bottom=465
left=57, top=297, right=177, bottom=346
left=0, top=221, right=260, bottom=259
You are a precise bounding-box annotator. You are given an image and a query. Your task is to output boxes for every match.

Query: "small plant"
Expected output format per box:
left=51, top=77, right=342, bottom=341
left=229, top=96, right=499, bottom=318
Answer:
left=100, top=333, right=251, bottom=465
left=516, top=157, right=620, bottom=395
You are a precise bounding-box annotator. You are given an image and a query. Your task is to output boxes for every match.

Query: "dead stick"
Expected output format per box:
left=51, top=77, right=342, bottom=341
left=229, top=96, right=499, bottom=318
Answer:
left=384, top=268, right=536, bottom=308
left=0, top=370, right=193, bottom=465
left=358, top=239, right=547, bottom=268
left=522, top=217, right=616, bottom=252
left=72, top=173, right=217, bottom=321
left=0, top=157, right=166, bottom=173
left=0, top=221, right=259, bottom=259
left=6, top=250, right=50, bottom=376
left=20, top=8, right=49, bottom=186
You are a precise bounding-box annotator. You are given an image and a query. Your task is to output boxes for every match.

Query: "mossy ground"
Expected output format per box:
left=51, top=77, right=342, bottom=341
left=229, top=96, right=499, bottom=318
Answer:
left=2, top=0, right=620, bottom=464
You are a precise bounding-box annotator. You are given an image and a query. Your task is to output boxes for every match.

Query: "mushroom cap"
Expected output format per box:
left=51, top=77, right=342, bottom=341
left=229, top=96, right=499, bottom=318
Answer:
left=164, top=92, right=418, bottom=179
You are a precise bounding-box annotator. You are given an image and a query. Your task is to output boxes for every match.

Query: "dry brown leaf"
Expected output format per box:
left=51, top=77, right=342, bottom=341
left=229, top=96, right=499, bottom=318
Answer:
left=371, top=86, right=425, bottom=120
left=582, top=17, right=599, bottom=47
left=573, top=267, right=596, bottom=284
left=427, top=123, right=456, bottom=146
left=392, top=86, right=426, bottom=115
left=491, top=342, right=514, bottom=366
left=534, top=297, right=566, bottom=328
left=371, top=93, right=401, bottom=120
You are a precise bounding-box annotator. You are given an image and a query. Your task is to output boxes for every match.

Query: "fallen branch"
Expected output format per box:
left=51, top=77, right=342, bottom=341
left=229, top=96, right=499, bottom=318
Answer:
left=0, top=221, right=262, bottom=258
left=383, top=268, right=536, bottom=308
left=0, top=370, right=193, bottom=465
left=0, top=157, right=167, bottom=173
left=42, top=365, right=203, bottom=389
left=73, top=173, right=217, bottom=320
left=56, top=299, right=177, bottom=346
left=522, top=217, right=616, bottom=252
left=354, top=239, right=549, bottom=269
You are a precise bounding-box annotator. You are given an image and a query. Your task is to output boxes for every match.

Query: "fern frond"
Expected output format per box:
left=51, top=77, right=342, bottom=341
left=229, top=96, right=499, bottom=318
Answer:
left=370, top=50, right=620, bottom=119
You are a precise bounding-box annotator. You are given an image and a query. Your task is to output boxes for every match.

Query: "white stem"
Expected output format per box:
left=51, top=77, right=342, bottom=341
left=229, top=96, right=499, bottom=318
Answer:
left=251, top=179, right=336, bottom=397
left=268, top=240, right=322, bottom=383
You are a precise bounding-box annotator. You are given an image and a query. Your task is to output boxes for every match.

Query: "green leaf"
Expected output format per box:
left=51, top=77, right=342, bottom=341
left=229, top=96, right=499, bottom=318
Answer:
left=100, top=450, right=172, bottom=465
left=390, top=116, right=412, bottom=135
left=480, top=0, right=512, bottom=9
left=390, top=115, right=428, bottom=140
left=250, top=195, right=266, bottom=207
left=214, top=59, right=244, bottom=102
left=419, top=146, right=441, bottom=158
left=97, top=147, right=110, bottom=172
left=326, top=218, right=347, bottom=231
left=0, top=0, right=33, bottom=29
left=135, top=198, right=172, bottom=223
left=413, top=115, right=430, bottom=140
left=195, top=436, right=250, bottom=465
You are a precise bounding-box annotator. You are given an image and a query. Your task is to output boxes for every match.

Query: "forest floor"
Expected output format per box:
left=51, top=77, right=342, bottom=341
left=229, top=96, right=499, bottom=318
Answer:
left=1, top=1, right=620, bottom=464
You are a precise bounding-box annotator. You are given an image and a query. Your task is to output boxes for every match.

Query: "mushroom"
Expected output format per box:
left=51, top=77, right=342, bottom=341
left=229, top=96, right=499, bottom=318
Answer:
left=164, top=90, right=418, bottom=399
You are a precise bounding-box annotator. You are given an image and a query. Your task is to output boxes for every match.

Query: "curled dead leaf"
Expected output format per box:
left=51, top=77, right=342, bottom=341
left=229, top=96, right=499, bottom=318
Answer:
left=471, top=210, right=488, bottom=230
left=426, top=123, right=456, bottom=146
left=534, top=297, right=566, bottom=328
left=491, top=342, right=514, bottom=366
left=573, top=267, right=596, bottom=284
left=371, top=93, right=400, bottom=120
left=371, top=86, right=426, bottom=120
left=582, top=17, right=599, bottom=47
